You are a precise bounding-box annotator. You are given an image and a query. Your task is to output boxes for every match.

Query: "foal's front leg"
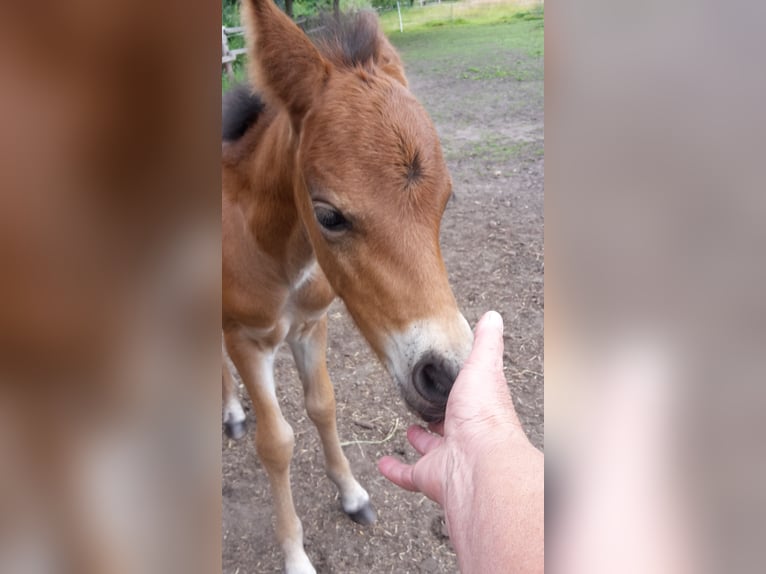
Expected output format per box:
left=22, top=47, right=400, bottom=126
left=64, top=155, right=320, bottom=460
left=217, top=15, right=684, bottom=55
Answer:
left=289, top=316, right=376, bottom=524
left=224, top=332, right=316, bottom=574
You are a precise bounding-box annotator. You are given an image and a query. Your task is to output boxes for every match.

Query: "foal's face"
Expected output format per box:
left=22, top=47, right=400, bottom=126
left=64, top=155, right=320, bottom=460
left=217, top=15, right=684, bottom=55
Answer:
left=245, top=4, right=473, bottom=421
left=296, top=73, right=473, bottom=422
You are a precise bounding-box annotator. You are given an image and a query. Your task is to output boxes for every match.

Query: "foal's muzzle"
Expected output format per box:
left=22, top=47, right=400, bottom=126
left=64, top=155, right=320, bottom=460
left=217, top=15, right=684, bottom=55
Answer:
left=408, top=353, right=460, bottom=423
left=382, top=313, right=474, bottom=423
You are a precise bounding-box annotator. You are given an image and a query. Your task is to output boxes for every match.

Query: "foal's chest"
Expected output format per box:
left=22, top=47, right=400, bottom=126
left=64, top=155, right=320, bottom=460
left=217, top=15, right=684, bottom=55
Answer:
left=237, top=258, right=335, bottom=347
left=283, top=260, right=335, bottom=334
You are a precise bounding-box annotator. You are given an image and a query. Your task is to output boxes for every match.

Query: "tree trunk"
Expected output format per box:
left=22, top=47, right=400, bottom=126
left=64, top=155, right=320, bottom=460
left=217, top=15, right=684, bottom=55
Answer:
left=285, top=0, right=293, bottom=18
left=333, top=0, right=340, bottom=20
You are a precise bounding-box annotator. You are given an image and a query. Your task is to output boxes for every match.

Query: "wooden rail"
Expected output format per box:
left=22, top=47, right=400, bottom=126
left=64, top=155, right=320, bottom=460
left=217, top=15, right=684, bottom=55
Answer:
left=222, top=27, right=246, bottom=81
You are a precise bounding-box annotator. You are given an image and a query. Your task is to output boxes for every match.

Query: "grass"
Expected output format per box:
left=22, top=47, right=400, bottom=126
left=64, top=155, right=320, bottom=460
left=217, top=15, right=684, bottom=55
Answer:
left=445, top=137, right=543, bottom=163
left=222, top=60, right=246, bottom=92
left=386, top=18, right=543, bottom=61
left=378, top=1, right=543, bottom=35
left=461, top=63, right=534, bottom=81
left=222, top=0, right=544, bottom=91
left=385, top=19, right=543, bottom=87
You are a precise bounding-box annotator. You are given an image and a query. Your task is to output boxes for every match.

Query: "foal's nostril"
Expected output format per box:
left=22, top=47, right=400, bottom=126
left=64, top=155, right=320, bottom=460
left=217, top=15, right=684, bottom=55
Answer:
left=412, top=356, right=456, bottom=404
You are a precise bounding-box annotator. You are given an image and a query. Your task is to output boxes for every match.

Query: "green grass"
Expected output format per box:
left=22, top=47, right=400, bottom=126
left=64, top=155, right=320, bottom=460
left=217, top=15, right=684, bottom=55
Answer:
left=422, top=17, right=470, bottom=28
left=445, top=137, right=542, bottom=163
left=384, top=20, right=543, bottom=87
left=222, top=62, right=247, bottom=92
left=461, top=63, right=535, bottom=81
left=222, top=1, right=544, bottom=91
left=379, top=1, right=543, bottom=35
left=387, top=18, right=543, bottom=62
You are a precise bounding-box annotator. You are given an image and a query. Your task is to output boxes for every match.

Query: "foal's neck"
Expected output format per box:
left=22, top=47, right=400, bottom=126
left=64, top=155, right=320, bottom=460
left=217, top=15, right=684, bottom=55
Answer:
left=245, top=109, right=315, bottom=275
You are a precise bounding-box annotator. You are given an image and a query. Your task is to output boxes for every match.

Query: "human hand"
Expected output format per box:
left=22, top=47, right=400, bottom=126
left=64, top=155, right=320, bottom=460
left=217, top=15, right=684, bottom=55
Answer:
left=378, top=310, right=527, bottom=516
left=378, top=311, right=543, bottom=573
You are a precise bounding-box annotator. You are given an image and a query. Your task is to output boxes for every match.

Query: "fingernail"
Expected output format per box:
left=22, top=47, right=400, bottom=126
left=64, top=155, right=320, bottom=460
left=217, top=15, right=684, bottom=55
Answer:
left=483, top=310, right=503, bottom=332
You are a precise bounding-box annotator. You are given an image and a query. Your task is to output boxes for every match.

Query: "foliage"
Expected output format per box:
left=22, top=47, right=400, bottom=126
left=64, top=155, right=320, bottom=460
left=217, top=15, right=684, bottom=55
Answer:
left=222, top=0, right=240, bottom=27
left=223, top=0, right=372, bottom=21
left=370, top=0, right=397, bottom=10
left=293, top=0, right=334, bottom=18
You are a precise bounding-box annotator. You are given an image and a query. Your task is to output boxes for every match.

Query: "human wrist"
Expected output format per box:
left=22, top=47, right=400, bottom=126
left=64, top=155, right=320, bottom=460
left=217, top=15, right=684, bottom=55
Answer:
left=454, top=434, right=542, bottom=573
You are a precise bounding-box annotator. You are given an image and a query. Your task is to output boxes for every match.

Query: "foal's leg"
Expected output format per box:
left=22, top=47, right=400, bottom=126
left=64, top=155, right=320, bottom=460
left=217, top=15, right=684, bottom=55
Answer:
left=225, top=333, right=315, bottom=574
left=289, top=316, right=376, bottom=524
left=222, top=360, right=247, bottom=439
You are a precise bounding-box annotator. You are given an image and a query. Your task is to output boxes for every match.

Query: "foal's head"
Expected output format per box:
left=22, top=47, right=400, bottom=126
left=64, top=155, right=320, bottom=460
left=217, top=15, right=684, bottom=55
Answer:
left=244, top=1, right=473, bottom=422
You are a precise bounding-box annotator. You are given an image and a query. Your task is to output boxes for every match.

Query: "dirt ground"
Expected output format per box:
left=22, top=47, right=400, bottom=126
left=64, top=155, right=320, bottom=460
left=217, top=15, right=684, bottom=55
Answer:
left=223, top=20, right=543, bottom=574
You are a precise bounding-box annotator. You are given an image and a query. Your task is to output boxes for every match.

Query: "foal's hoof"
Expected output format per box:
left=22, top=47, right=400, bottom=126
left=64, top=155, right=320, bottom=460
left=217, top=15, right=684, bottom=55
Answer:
left=347, top=501, right=377, bottom=525
left=224, top=420, right=247, bottom=440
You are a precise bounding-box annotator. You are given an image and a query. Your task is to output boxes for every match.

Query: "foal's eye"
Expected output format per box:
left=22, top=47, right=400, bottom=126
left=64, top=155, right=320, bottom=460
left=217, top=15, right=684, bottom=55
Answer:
left=314, top=204, right=351, bottom=233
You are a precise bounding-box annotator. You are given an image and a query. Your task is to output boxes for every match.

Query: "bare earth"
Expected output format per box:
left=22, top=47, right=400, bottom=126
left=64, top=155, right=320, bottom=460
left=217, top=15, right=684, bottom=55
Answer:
left=223, top=21, right=543, bottom=574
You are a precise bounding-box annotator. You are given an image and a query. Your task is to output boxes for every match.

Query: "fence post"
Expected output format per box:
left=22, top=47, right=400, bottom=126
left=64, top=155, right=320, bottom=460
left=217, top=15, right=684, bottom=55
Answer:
left=222, top=28, right=235, bottom=81
left=396, top=1, right=403, bottom=33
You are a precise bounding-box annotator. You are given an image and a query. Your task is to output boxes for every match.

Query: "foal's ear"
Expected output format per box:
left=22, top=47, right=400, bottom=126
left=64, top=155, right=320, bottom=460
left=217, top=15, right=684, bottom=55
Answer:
left=375, top=28, right=408, bottom=87
left=242, top=0, right=330, bottom=128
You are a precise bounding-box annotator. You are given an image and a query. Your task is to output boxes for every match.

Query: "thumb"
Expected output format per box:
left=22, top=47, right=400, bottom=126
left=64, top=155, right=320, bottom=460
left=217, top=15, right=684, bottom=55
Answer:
left=462, top=311, right=504, bottom=375
left=448, top=311, right=509, bottom=411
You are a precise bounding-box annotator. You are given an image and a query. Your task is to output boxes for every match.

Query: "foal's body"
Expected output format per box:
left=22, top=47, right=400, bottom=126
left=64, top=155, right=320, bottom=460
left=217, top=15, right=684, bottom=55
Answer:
left=223, top=102, right=372, bottom=573
left=223, top=2, right=473, bottom=572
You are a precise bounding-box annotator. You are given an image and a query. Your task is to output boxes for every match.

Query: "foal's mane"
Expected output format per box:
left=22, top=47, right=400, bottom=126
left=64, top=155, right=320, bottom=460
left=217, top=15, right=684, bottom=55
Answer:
left=222, top=84, right=264, bottom=142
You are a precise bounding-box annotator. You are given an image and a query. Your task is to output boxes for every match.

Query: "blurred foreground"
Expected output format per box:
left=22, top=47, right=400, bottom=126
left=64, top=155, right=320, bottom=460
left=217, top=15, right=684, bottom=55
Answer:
left=547, top=0, right=766, bottom=572
left=0, top=1, right=220, bottom=572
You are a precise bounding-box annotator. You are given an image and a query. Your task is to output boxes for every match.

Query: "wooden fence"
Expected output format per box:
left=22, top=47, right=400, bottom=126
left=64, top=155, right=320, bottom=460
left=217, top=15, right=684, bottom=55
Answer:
left=221, top=26, right=246, bottom=81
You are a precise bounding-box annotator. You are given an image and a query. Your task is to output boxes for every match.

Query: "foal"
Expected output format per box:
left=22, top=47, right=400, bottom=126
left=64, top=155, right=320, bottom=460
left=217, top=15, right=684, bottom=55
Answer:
left=222, top=2, right=473, bottom=572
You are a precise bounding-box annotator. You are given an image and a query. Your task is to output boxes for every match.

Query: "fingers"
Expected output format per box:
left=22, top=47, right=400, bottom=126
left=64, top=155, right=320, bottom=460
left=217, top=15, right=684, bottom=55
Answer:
left=462, top=310, right=504, bottom=374
left=407, top=425, right=442, bottom=455
left=427, top=421, right=444, bottom=436
left=379, top=431, right=447, bottom=505
left=378, top=456, right=418, bottom=492
left=379, top=425, right=440, bottom=491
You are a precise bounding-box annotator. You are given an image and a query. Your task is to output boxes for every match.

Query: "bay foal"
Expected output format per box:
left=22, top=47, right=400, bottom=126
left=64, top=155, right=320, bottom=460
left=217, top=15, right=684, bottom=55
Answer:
left=222, top=2, right=473, bottom=572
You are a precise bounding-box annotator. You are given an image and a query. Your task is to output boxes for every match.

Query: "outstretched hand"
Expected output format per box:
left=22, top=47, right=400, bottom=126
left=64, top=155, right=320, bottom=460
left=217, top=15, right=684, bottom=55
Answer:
left=378, top=310, right=523, bottom=507
left=378, top=311, right=543, bottom=574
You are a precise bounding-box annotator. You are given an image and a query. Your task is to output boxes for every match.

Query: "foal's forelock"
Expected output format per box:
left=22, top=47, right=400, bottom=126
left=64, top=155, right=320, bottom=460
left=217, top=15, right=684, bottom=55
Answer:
left=310, top=13, right=381, bottom=69
left=309, top=12, right=408, bottom=86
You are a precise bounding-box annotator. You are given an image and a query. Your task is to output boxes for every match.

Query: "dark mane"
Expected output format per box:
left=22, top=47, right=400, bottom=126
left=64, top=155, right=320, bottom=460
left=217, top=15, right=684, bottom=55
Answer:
left=222, top=84, right=265, bottom=142
left=308, top=11, right=382, bottom=70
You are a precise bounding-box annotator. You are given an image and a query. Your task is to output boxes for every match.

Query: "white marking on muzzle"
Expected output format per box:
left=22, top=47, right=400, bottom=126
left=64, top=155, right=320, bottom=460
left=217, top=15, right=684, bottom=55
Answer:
left=383, top=311, right=473, bottom=392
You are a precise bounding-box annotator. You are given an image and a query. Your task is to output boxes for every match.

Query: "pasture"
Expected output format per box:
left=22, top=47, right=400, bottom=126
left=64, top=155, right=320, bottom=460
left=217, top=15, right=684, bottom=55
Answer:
left=222, top=6, right=543, bottom=572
